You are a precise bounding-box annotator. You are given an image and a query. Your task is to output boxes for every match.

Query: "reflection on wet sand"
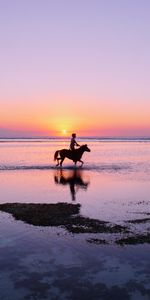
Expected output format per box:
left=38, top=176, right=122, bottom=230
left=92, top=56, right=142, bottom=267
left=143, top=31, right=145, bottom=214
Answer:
left=54, top=169, right=90, bottom=201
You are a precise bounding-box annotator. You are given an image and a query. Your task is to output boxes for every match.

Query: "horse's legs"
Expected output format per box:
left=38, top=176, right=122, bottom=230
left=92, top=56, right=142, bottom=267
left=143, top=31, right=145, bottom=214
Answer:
left=56, top=158, right=61, bottom=166
left=60, top=157, right=65, bottom=167
left=79, top=160, right=84, bottom=167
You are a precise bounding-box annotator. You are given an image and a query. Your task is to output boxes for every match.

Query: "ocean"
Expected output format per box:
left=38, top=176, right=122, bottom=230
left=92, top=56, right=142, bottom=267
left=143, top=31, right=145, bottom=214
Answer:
left=0, top=138, right=150, bottom=220
left=0, top=138, right=150, bottom=299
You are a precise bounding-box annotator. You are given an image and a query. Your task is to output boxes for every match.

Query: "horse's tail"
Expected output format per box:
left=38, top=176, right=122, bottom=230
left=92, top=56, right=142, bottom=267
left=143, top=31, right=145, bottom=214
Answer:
left=54, top=150, right=60, bottom=161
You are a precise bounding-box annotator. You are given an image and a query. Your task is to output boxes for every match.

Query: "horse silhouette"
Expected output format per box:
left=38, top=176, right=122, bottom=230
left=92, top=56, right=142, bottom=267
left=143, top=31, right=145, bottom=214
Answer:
left=54, top=145, right=91, bottom=166
left=54, top=144, right=91, bottom=167
left=54, top=169, right=90, bottom=200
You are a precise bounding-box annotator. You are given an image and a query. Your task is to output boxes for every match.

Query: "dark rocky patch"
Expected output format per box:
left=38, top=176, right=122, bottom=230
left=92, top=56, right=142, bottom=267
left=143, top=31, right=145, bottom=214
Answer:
left=126, top=218, right=150, bottom=224
left=116, top=233, right=150, bottom=245
left=87, top=238, right=108, bottom=245
left=0, top=203, right=128, bottom=235
left=0, top=203, right=80, bottom=227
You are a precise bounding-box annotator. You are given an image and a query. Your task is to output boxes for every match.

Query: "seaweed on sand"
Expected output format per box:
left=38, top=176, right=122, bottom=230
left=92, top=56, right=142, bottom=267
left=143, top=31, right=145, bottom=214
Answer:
left=116, top=233, right=150, bottom=245
left=126, top=218, right=150, bottom=224
left=0, top=203, right=128, bottom=234
left=87, top=238, right=108, bottom=245
left=0, top=203, right=80, bottom=226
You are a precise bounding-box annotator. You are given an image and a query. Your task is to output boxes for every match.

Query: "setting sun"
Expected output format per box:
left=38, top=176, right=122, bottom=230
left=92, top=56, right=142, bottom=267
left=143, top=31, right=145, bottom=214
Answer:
left=62, top=129, right=67, bottom=135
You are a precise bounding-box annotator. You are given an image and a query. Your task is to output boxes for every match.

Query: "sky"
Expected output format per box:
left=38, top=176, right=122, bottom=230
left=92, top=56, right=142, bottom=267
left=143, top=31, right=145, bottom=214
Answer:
left=0, top=0, right=150, bottom=137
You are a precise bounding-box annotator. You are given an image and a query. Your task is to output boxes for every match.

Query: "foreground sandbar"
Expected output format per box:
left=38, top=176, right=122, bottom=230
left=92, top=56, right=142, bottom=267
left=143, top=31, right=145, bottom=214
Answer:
left=0, top=202, right=150, bottom=245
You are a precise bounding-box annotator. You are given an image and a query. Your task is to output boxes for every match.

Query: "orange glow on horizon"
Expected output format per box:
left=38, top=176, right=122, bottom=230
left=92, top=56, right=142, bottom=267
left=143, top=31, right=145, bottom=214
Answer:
left=0, top=93, right=150, bottom=137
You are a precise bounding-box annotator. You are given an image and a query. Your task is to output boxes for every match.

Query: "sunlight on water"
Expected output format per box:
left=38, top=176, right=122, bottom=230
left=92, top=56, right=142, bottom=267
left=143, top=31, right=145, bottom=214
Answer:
left=0, top=138, right=150, bottom=300
left=0, top=138, right=150, bottom=223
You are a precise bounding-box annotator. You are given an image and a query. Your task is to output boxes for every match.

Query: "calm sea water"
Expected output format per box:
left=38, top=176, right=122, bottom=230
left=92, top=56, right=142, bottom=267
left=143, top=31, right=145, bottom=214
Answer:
left=0, top=138, right=150, bottom=222
left=0, top=138, right=150, bottom=300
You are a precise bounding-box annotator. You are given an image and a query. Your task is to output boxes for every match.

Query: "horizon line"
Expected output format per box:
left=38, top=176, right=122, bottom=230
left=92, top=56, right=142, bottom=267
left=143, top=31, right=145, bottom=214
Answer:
left=0, top=136, right=150, bottom=139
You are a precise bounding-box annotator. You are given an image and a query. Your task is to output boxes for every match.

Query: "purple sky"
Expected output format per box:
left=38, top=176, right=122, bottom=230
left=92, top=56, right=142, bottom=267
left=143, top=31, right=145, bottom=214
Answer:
left=0, top=0, right=150, bottom=137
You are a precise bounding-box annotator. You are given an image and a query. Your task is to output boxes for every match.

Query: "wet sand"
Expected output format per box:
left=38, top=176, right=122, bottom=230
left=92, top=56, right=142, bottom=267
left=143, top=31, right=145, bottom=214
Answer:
left=0, top=203, right=128, bottom=236
left=0, top=139, right=150, bottom=299
left=0, top=208, right=150, bottom=300
left=1, top=202, right=150, bottom=246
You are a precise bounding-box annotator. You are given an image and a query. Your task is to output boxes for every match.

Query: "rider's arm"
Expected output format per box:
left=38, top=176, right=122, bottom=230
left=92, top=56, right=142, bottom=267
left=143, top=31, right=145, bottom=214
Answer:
left=75, top=140, right=80, bottom=147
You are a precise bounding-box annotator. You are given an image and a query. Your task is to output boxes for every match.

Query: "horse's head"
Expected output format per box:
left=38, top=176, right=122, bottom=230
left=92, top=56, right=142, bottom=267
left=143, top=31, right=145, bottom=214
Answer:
left=82, top=144, right=91, bottom=152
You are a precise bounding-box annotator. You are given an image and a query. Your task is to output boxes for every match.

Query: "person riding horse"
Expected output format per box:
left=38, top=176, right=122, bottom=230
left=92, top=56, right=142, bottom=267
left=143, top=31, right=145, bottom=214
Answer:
left=54, top=133, right=90, bottom=167
left=54, top=144, right=90, bottom=167
left=70, top=133, right=80, bottom=151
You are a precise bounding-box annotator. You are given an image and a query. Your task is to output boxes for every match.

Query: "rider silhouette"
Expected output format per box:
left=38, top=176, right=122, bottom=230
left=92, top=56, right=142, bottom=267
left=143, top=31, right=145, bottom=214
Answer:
left=70, top=133, right=80, bottom=151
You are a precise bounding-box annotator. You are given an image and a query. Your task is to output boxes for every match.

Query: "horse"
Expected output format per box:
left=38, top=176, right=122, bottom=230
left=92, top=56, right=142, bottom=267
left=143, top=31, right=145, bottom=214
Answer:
left=54, top=144, right=91, bottom=167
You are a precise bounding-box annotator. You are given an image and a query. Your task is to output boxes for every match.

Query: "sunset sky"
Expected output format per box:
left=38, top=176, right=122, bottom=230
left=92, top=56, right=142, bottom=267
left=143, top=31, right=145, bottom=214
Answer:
left=0, top=0, right=150, bottom=137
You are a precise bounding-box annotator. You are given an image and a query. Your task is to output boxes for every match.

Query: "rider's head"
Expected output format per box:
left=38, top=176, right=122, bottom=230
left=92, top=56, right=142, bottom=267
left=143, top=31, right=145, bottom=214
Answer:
left=72, top=133, right=76, bottom=138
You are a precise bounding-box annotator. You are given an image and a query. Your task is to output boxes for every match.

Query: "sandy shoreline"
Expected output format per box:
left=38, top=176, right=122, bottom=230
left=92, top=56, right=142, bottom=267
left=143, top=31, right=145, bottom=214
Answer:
left=0, top=202, right=149, bottom=246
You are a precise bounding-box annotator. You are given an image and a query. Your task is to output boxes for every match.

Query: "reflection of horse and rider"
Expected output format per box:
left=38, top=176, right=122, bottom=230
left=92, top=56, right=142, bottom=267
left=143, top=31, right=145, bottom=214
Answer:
left=54, top=169, right=90, bottom=201
left=54, top=133, right=91, bottom=167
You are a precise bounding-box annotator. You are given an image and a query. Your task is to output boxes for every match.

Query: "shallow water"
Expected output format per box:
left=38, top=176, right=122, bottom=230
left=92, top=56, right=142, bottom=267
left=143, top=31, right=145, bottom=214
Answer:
left=0, top=139, right=150, bottom=221
left=0, top=138, right=150, bottom=299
